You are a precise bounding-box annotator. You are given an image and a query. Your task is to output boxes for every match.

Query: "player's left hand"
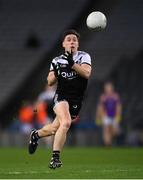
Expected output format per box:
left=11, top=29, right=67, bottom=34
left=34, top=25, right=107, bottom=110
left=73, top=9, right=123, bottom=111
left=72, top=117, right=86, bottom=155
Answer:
left=63, top=51, right=74, bottom=67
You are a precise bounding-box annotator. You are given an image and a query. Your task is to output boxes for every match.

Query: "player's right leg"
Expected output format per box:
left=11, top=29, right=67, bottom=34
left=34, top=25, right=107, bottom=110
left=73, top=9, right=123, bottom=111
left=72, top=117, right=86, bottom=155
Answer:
left=37, top=119, right=60, bottom=137
left=102, top=116, right=113, bottom=146
left=28, top=118, right=60, bottom=154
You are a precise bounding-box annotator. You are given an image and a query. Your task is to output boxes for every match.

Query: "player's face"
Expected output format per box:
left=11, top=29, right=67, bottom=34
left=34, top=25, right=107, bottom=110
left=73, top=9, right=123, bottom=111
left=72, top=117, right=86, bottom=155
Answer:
left=62, top=34, right=79, bottom=53
left=104, top=83, right=114, bottom=94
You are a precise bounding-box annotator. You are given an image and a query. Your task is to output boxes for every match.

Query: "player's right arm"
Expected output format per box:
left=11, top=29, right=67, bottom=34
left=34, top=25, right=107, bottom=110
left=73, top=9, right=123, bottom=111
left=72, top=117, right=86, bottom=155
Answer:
left=47, top=58, right=59, bottom=86
left=99, top=95, right=106, bottom=118
left=47, top=71, right=57, bottom=86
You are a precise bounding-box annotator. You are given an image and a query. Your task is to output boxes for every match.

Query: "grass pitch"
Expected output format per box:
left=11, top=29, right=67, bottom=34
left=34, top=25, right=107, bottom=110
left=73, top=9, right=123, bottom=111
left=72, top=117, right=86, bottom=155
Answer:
left=0, top=147, right=143, bottom=179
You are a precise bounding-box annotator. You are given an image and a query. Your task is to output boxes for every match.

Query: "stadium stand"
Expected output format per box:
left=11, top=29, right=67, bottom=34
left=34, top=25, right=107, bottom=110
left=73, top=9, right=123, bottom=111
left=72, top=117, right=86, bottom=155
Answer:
left=79, top=0, right=143, bottom=80
left=0, top=50, right=44, bottom=110
left=0, top=0, right=90, bottom=126
left=0, top=0, right=89, bottom=49
left=110, top=51, right=143, bottom=129
left=78, top=0, right=143, bottom=123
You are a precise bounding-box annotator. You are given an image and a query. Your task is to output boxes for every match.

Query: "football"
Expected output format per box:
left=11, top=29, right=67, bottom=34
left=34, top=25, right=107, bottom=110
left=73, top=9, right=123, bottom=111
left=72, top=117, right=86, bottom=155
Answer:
left=86, top=11, right=107, bottom=30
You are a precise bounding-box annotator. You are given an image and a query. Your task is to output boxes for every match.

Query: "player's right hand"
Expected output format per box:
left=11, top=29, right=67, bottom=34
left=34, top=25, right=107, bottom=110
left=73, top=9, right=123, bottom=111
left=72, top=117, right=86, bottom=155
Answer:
left=62, top=51, right=74, bottom=67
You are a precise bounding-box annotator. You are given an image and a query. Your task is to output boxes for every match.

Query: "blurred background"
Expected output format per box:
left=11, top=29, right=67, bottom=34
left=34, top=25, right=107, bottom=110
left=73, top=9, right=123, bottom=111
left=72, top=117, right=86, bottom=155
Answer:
left=0, top=0, right=143, bottom=147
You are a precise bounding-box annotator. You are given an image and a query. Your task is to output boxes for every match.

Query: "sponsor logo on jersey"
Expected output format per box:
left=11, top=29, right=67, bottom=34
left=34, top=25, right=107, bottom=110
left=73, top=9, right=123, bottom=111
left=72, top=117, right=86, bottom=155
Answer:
left=61, top=71, right=77, bottom=79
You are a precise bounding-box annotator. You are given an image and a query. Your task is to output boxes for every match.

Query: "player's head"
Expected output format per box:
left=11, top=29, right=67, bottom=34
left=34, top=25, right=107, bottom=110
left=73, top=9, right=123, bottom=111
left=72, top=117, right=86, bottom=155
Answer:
left=62, top=29, right=80, bottom=53
left=104, top=82, right=114, bottom=94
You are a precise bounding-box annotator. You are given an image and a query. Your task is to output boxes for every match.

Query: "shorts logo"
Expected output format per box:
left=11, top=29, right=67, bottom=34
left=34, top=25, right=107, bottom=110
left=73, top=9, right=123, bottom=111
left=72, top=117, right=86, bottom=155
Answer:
left=73, top=105, right=77, bottom=108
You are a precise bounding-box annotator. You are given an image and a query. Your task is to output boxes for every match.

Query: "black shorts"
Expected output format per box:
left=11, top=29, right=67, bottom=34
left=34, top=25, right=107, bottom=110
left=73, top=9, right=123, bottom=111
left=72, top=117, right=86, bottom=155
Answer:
left=53, top=93, right=82, bottom=120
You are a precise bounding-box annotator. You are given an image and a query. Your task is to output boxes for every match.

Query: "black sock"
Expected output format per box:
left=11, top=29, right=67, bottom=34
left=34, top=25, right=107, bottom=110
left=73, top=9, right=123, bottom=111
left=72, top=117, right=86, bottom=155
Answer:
left=52, top=150, right=60, bottom=159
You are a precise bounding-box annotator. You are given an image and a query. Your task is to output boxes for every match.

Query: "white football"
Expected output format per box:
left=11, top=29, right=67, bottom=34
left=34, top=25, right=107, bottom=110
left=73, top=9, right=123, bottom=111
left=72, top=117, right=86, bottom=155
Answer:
left=86, top=11, right=107, bottom=30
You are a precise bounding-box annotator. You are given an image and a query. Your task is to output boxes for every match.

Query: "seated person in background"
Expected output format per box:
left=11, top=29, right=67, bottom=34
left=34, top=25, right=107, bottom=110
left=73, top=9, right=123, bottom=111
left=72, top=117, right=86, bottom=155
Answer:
left=19, top=100, right=48, bottom=134
left=37, top=85, right=56, bottom=120
left=96, top=82, right=122, bottom=146
left=19, top=101, right=34, bottom=134
left=33, top=100, right=48, bottom=129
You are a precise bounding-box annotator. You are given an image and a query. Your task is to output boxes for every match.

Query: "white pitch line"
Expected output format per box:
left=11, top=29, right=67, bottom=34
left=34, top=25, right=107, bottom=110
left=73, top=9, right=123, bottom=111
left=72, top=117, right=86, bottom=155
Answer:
left=84, top=168, right=143, bottom=173
left=0, top=170, right=51, bottom=175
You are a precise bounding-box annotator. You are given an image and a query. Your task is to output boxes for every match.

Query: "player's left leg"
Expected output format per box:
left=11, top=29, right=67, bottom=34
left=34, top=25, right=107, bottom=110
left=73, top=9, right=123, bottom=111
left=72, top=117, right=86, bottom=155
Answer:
left=49, top=101, right=71, bottom=169
left=112, top=120, right=120, bottom=136
left=111, top=121, right=121, bottom=145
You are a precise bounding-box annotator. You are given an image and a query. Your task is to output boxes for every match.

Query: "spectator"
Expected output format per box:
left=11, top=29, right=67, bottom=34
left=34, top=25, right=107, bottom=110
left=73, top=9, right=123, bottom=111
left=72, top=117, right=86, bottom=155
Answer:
left=25, top=30, right=41, bottom=49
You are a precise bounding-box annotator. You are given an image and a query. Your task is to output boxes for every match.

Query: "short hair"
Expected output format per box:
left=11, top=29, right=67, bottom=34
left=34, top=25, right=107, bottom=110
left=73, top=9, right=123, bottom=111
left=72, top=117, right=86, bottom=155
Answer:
left=62, top=29, right=80, bottom=41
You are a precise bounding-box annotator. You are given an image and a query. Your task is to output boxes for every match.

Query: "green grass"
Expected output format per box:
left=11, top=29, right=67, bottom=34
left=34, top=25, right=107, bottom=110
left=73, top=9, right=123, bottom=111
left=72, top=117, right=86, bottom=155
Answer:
left=0, top=147, right=143, bottom=179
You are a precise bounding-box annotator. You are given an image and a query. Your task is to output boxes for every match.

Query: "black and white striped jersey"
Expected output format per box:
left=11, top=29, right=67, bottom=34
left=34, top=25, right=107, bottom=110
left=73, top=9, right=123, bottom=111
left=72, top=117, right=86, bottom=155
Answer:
left=50, top=51, right=91, bottom=101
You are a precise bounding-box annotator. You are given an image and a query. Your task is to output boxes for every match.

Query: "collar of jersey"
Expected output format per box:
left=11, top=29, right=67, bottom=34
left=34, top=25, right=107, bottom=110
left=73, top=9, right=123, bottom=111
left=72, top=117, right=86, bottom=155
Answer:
left=73, top=51, right=78, bottom=59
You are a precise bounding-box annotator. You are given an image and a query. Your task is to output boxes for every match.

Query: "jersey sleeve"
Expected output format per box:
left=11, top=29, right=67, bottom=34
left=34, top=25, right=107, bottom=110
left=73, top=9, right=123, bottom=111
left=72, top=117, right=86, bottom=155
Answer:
left=49, top=58, right=56, bottom=71
left=81, top=53, right=91, bottom=66
left=49, top=63, right=54, bottom=71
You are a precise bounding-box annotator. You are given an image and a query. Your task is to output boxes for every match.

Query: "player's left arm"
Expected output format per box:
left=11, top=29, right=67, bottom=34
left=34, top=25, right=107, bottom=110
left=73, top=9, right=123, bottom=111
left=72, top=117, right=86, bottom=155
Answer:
left=72, top=63, right=91, bottom=79
left=115, top=94, right=122, bottom=123
left=63, top=51, right=92, bottom=79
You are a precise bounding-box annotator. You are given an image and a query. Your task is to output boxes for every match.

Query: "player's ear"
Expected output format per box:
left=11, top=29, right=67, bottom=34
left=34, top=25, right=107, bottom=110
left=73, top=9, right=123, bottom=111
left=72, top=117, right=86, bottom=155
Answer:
left=62, top=41, right=65, bottom=48
left=77, top=42, right=79, bottom=48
